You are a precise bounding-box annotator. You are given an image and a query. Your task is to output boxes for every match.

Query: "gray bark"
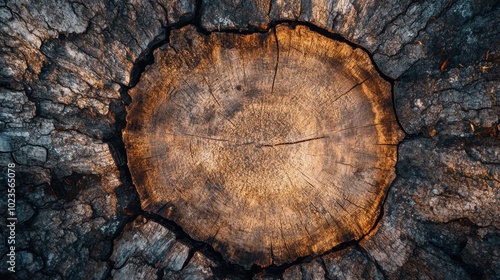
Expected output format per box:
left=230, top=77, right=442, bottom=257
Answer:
left=0, top=0, right=499, bottom=279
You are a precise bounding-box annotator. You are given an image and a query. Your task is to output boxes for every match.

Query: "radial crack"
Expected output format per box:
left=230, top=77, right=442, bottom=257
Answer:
left=262, top=135, right=327, bottom=147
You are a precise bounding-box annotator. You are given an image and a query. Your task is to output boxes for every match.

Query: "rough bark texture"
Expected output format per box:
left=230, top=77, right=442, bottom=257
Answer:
left=0, top=0, right=499, bottom=279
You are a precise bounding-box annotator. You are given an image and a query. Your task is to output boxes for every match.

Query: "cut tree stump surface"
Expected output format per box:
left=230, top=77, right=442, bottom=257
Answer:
left=3, top=0, right=499, bottom=278
left=124, top=24, right=403, bottom=267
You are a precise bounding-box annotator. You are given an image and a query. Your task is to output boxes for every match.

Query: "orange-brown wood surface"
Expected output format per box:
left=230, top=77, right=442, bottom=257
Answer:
left=123, top=24, right=404, bottom=268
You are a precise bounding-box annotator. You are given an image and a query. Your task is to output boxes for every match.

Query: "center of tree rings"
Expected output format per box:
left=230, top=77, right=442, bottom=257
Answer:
left=124, top=24, right=403, bottom=268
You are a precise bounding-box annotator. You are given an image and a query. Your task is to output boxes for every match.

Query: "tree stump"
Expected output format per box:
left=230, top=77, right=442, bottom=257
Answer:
left=124, top=24, right=403, bottom=267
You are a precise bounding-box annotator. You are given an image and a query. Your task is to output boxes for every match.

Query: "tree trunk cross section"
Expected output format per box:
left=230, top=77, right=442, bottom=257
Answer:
left=123, top=24, right=403, bottom=268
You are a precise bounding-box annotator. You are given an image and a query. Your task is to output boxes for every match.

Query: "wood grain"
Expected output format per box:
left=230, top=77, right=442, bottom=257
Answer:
left=123, top=24, right=403, bottom=268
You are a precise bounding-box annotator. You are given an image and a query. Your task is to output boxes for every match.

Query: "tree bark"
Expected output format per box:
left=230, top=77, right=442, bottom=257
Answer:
left=0, top=0, right=499, bottom=279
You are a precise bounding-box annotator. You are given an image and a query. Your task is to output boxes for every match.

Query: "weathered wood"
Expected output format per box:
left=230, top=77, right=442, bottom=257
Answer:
left=3, top=0, right=500, bottom=278
left=124, top=24, right=403, bottom=267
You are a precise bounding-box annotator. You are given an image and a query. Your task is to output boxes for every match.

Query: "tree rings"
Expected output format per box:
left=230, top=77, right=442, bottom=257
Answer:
left=123, top=24, right=403, bottom=268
